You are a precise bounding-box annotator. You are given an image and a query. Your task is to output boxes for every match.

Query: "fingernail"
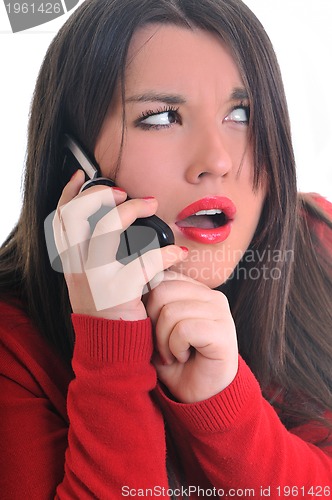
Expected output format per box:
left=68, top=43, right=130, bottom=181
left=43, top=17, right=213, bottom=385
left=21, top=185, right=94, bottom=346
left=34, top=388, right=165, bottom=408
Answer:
left=70, top=170, right=80, bottom=181
left=180, top=246, right=189, bottom=253
left=112, top=187, right=126, bottom=193
left=142, top=196, right=156, bottom=202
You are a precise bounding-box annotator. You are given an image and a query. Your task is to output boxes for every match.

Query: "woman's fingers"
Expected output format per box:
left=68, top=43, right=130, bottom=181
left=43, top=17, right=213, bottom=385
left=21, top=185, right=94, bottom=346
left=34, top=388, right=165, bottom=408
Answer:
left=55, top=185, right=127, bottom=249
left=168, top=318, right=231, bottom=363
left=155, top=315, right=238, bottom=403
left=57, top=169, right=85, bottom=207
left=53, top=184, right=126, bottom=273
left=154, top=300, right=221, bottom=364
left=147, top=278, right=216, bottom=326
left=86, top=197, right=159, bottom=270
left=54, top=175, right=161, bottom=275
left=86, top=245, right=189, bottom=311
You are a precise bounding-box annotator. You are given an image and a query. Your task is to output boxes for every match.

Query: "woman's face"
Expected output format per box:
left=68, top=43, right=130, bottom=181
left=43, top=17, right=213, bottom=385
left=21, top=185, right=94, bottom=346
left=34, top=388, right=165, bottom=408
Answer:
left=95, top=24, right=266, bottom=288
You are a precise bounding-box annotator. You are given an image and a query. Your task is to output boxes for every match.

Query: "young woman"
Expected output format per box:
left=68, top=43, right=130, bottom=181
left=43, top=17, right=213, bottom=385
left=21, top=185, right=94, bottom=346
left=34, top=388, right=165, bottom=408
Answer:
left=1, top=0, right=331, bottom=498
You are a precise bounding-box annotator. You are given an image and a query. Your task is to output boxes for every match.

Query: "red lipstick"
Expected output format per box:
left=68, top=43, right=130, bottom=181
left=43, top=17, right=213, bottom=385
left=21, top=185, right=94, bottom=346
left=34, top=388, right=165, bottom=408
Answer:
left=175, top=196, right=236, bottom=244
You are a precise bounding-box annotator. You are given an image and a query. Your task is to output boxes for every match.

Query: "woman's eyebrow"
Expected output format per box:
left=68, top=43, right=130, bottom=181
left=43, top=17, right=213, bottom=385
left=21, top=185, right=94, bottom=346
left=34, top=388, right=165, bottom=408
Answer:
left=125, top=92, right=187, bottom=105
left=125, top=87, right=248, bottom=105
left=230, top=87, right=249, bottom=101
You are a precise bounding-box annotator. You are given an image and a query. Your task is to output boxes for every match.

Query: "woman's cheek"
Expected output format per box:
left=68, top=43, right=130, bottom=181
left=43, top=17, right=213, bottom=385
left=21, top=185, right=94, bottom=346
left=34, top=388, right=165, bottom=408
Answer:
left=117, top=135, right=178, bottom=195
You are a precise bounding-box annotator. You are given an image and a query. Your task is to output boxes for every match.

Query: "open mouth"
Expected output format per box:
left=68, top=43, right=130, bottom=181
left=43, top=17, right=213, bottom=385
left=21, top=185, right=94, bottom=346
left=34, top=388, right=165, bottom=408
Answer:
left=176, top=209, right=228, bottom=229
left=175, top=196, right=236, bottom=244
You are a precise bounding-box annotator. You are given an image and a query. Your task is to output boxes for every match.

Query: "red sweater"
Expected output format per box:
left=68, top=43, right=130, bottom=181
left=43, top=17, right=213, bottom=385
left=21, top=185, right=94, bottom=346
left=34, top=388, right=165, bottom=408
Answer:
left=0, top=197, right=332, bottom=499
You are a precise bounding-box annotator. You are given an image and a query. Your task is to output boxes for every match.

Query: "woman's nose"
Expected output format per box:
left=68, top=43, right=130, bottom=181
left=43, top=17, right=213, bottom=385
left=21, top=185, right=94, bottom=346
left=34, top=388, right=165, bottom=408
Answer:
left=184, top=125, right=232, bottom=184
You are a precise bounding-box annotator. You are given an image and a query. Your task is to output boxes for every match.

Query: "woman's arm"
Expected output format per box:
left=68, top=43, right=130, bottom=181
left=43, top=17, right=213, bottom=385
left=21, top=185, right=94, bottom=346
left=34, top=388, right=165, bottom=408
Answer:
left=155, top=356, right=332, bottom=494
left=57, top=314, right=169, bottom=498
left=146, top=264, right=332, bottom=494
left=0, top=304, right=169, bottom=498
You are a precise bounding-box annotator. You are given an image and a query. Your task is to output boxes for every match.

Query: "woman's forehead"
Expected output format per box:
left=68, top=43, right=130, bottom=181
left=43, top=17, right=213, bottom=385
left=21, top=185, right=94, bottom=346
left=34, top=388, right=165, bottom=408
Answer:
left=123, top=24, right=244, bottom=101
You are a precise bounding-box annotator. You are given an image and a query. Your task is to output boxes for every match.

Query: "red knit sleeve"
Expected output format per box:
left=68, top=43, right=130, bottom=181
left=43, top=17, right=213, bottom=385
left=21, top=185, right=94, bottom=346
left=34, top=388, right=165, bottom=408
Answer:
left=0, top=305, right=71, bottom=498
left=155, top=356, right=332, bottom=495
left=56, top=315, right=169, bottom=498
left=0, top=304, right=169, bottom=498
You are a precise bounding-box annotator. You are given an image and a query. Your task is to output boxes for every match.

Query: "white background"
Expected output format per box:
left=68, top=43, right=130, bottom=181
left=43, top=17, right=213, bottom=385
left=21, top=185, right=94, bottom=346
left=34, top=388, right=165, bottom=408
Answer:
left=0, top=0, right=331, bottom=244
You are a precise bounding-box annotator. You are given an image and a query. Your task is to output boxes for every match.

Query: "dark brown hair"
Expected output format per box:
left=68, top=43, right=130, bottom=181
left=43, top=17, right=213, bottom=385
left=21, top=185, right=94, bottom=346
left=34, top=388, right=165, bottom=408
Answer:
left=1, top=0, right=331, bottom=429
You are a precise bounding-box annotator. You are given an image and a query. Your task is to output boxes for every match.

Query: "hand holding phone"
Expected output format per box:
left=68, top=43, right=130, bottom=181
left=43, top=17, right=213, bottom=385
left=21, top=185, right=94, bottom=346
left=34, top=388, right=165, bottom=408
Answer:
left=51, top=164, right=187, bottom=319
left=62, top=134, right=174, bottom=263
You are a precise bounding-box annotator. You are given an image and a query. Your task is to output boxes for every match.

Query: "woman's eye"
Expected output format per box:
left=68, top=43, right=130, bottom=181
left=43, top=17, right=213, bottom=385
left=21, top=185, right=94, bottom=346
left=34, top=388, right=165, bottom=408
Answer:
left=224, top=105, right=250, bottom=124
left=142, top=111, right=176, bottom=125
left=137, top=108, right=180, bottom=129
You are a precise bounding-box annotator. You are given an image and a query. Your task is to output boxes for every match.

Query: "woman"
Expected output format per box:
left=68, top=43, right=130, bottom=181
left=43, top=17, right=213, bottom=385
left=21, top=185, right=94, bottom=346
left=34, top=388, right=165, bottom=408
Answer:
left=0, top=0, right=331, bottom=497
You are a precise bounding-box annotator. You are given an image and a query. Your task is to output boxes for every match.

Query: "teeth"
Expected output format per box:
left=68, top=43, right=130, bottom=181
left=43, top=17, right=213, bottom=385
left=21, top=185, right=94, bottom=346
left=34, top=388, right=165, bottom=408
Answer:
left=194, top=209, right=222, bottom=216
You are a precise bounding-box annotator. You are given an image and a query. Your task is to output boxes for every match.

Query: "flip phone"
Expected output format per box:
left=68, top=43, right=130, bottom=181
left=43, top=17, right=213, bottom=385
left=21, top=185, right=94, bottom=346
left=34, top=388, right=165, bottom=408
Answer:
left=62, top=134, right=174, bottom=263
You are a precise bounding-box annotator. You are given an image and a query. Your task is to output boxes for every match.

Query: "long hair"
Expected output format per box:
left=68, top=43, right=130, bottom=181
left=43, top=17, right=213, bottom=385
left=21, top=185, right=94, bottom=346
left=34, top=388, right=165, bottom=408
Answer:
left=1, top=0, right=331, bottom=427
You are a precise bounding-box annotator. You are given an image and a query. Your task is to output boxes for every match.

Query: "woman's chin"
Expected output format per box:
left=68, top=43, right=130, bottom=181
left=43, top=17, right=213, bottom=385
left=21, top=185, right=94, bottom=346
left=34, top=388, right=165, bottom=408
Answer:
left=170, top=260, right=233, bottom=289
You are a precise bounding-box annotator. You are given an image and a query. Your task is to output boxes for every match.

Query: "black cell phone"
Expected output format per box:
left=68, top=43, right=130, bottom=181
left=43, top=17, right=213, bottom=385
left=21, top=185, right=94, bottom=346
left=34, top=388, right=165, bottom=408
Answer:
left=62, top=134, right=174, bottom=264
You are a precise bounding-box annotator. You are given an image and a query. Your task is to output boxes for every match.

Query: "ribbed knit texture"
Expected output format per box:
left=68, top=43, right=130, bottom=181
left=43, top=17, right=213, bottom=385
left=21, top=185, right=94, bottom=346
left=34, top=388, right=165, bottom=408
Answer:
left=71, top=314, right=153, bottom=364
left=156, top=357, right=258, bottom=432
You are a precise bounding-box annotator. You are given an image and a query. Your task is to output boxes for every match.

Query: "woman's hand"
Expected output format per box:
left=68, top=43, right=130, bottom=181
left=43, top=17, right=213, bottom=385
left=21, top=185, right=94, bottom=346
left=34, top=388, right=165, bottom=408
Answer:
left=53, top=170, right=187, bottom=321
left=146, top=271, right=239, bottom=403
